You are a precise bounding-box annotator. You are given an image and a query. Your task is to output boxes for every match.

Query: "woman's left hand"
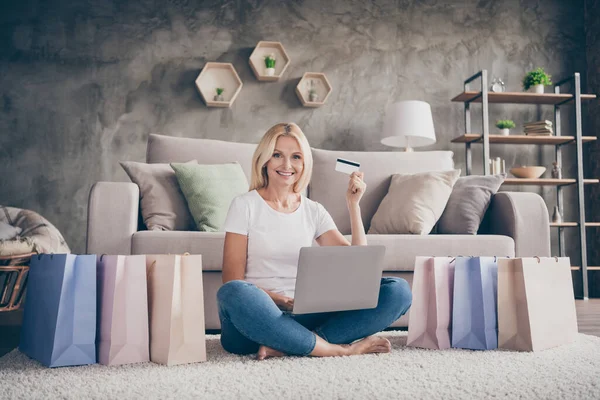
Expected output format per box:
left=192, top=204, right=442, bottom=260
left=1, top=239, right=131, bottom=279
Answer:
left=346, top=171, right=366, bottom=206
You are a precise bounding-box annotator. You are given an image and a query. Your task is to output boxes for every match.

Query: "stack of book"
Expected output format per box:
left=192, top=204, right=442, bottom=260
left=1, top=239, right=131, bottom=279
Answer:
left=524, top=120, right=553, bottom=136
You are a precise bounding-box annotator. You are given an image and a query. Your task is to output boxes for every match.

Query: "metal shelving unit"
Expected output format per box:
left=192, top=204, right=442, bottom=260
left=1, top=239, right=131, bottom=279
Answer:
left=451, top=70, right=598, bottom=299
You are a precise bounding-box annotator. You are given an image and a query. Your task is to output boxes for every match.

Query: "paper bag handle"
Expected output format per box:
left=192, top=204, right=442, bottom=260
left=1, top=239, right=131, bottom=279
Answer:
left=532, top=256, right=560, bottom=263
left=37, top=253, right=54, bottom=260
left=449, top=255, right=467, bottom=264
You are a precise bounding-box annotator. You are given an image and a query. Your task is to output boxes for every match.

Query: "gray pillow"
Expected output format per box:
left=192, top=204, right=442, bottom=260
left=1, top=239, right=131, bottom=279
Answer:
left=0, top=221, right=21, bottom=240
left=437, top=174, right=506, bottom=235
left=120, top=160, right=198, bottom=231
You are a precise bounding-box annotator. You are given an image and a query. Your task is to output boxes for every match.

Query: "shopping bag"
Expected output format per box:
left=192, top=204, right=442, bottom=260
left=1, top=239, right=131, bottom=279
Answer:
left=498, top=257, right=578, bottom=351
left=146, top=254, right=206, bottom=365
left=451, top=256, right=498, bottom=350
left=407, top=256, right=455, bottom=350
left=19, top=254, right=97, bottom=367
left=97, top=255, right=149, bottom=366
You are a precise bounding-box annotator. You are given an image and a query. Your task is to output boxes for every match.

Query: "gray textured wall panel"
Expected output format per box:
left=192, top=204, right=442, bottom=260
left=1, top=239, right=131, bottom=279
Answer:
left=0, top=0, right=588, bottom=254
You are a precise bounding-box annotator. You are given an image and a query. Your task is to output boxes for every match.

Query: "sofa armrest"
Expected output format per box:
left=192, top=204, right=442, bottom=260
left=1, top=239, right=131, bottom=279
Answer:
left=480, top=192, right=550, bottom=257
left=86, top=182, right=139, bottom=255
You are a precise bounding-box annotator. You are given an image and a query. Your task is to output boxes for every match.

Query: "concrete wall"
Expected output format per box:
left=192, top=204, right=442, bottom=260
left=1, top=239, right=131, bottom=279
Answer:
left=0, top=0, right=587, bottom=256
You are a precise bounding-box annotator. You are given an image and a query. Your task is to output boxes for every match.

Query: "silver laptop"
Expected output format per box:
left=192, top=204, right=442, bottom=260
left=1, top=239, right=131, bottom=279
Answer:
left=292, top=245, right=386, bottom=315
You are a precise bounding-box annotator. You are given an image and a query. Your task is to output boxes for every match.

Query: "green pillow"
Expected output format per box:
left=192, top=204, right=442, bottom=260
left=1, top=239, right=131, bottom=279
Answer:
left=171, top=162, right=249, bottom=232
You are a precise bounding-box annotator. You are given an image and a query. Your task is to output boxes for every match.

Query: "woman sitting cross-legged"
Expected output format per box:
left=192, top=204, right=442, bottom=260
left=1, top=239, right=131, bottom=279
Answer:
left=217, top=122, right=412, bottom=360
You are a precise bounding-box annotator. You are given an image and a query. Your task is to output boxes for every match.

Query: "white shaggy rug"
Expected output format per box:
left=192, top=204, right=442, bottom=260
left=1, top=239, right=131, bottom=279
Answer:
left=1, top=331, right=600, bottom=400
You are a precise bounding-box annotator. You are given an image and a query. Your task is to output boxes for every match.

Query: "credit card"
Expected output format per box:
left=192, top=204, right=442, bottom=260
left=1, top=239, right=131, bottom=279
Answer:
left=335, top=158, right=360, bottom=175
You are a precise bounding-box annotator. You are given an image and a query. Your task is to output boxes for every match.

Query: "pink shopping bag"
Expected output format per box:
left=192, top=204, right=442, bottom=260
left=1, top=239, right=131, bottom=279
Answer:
left=146, top=254, right=206, bottom=366
left=407, top=256, right=455, bottom=350
left=97, top=255, right=149, bottom=366
left=498, top=257, right=578, bottom=351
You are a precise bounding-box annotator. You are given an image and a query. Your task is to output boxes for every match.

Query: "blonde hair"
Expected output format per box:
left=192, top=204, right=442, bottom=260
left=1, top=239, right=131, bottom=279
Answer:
left=249, top=123, right=313, bottom=194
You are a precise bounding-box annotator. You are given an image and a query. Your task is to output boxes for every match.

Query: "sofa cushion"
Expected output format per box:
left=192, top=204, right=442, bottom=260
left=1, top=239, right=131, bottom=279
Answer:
left=350, top=234, right=515, bottom=271
left=120, top=160, right=197, bottom=231
left=0, top=206, right=70, bottom=254
left=0, top=237, right=36, bottom=256
left=131, top=231, right=514, bottom=272
left=146, top=134, right=256, bottom=182
left=132, top=231, right=226, bottom=271
left=309, top=149, right=454, bottom=234
left=368, top=170, right=461, bottom=235
left=171, top=162, right=249, bottom=232
left=0, top=221, right=21, bottom=241
left=437, top=174, right=506, bottom=234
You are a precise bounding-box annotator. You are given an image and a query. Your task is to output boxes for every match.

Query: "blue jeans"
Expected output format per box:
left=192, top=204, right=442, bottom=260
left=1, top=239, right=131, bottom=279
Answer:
left=217, top=277, right=412, bottom=356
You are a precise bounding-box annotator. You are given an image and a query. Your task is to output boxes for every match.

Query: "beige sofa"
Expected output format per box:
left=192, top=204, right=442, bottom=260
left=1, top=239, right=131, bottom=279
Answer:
left=87, top=134, right=551, bottom=330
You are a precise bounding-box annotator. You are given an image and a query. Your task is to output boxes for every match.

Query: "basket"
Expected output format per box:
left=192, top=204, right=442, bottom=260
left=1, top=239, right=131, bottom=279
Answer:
left=0, top=252, right=35, bottom=312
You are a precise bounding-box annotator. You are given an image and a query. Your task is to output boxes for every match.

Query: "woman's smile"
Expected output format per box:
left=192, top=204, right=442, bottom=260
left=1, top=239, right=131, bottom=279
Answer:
left=276, top=170, right=295, bottom=178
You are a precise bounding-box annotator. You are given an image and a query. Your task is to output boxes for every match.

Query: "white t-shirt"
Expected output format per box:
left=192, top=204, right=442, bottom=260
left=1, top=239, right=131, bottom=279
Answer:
left=222, top=190, right=338, bottom=298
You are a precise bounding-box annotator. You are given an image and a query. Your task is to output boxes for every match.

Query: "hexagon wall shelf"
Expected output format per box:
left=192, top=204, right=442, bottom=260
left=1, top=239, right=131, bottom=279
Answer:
left=295, top=72, right=332, bottom=107
left=249, top=41, right=291, bottom=82
left=195, top=62, right=243, bottom=108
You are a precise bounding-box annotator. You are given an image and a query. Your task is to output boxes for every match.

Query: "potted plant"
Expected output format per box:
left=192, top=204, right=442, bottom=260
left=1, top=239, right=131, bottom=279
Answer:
left=214, top=88, right=225, bottom=101
left=496, top=119, right=515, bottom=135
left=307, top=79, right=318, bottom=102
left=522, top=67, right=552, bottom=94
left=264, top=54, right=276, bottom=76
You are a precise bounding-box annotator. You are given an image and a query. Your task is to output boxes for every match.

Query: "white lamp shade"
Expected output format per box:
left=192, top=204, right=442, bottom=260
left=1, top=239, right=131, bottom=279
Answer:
left=381, top=100, right=436, bottom=148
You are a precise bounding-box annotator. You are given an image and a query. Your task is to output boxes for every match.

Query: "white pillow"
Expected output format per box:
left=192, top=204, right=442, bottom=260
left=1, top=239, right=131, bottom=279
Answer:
left=368, top=170, right=461, bottom=235
left=0, top=221, right=21, bottom=240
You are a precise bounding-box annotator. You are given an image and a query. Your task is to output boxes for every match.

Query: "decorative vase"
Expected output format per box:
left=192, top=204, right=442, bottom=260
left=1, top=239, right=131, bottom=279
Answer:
left=265, top=67, right=275, bottom=76
left=500, top=128, right=510, bottom=136
left=214, top=94, right=224, bottom=101
left=533, top=84, right=544, bottom=94
left=309, top=92, right=318, bottom=102
left=552, top=206, right=562, bottom=223
left=490, top=77, right=505, bottom=93
left=490, top=157, right=505, bottom=174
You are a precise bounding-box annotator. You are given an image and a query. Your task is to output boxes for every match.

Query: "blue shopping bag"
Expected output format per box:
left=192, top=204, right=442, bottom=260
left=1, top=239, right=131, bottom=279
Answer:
left=19, top=254, right=97, bottom=367
left=451, top=256, right=498, bottom=350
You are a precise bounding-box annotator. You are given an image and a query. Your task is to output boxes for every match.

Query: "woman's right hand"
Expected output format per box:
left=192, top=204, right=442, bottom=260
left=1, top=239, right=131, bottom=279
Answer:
left=273, top=293, right=294, bottom=311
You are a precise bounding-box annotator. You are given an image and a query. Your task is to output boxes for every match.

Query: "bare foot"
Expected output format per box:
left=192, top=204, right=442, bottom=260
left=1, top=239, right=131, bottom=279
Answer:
left=347, top=335, right=391, bottom=356
left=257, top=345, right=286, bottom=360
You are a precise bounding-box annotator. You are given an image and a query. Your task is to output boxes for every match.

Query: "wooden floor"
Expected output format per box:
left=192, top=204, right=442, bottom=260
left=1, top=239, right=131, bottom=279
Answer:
left=575, top=299, right=600, bottom=337
left=1, top=300, right=599, bottom=358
